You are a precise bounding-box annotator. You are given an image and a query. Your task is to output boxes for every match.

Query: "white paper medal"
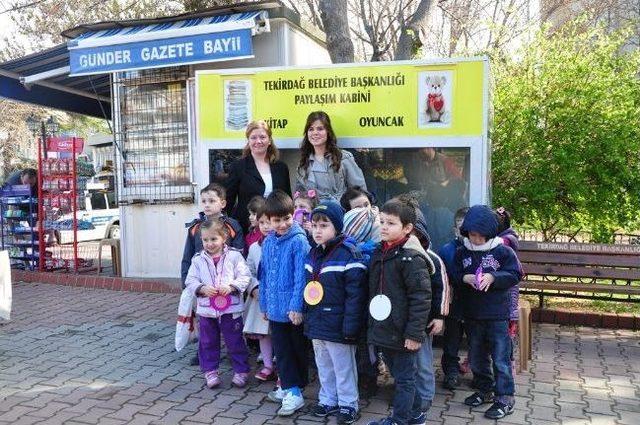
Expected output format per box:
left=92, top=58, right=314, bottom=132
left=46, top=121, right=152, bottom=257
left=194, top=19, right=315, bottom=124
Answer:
left=369, top=294, right=392, bottom=321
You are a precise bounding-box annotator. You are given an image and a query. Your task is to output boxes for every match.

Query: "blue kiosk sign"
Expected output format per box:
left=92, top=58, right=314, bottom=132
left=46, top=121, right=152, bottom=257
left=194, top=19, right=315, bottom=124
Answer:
left=68, top=28, right=253, bottom=76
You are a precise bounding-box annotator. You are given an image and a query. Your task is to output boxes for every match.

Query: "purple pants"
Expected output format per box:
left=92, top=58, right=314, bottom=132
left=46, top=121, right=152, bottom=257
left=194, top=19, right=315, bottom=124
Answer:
left=198, top=314, right=250, bottom=374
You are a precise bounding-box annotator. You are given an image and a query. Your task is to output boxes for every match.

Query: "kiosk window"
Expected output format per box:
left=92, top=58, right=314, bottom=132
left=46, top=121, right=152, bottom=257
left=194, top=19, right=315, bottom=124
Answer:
left=115, top=67, right=192, bottom=204
left=209, top=146, right=469, bottom=250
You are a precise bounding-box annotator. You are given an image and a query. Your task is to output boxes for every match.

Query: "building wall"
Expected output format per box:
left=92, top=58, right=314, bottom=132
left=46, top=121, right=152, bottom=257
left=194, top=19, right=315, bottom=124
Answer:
left=121, top=204, right=196, bottom=278
left=287, top=23, right=331, bottom=65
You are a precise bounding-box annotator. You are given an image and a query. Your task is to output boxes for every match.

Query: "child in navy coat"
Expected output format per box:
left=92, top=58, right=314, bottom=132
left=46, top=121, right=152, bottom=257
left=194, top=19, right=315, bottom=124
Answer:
left=305, top=201, right=367, bottom=424
left=454, top=205, right=522, bottom=420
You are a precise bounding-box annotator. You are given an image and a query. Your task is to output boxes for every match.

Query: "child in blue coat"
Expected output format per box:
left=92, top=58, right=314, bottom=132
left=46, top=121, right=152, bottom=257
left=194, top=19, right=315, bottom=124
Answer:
left=258, top=190, right=311, bottom=416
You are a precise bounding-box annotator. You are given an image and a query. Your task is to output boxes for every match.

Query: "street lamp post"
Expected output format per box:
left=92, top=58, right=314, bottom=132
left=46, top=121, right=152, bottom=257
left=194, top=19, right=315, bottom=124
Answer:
left=25, top=115, right=58, bottom=159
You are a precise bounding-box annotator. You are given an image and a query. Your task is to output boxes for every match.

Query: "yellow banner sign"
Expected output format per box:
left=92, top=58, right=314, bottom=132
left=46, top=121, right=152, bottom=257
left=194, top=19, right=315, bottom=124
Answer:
left=197, top=59, right=486, bottom=141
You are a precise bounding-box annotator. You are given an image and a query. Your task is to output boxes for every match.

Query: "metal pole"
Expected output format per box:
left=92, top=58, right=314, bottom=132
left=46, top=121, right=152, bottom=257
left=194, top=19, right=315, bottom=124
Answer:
left=37, top=139, right=44, bottom=272
left=41, top=122, right=48, bottom=160
left=72, top=138, right=78, bottom=273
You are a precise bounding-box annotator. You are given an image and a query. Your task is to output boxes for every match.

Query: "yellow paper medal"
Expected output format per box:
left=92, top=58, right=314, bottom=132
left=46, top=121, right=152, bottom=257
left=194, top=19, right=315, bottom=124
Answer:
left=304, top=280, right=324, bottom=305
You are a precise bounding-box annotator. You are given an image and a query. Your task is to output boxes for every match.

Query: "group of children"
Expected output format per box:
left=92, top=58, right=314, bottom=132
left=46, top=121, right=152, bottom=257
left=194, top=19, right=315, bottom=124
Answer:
left=181, top=182, right=523, bottom=425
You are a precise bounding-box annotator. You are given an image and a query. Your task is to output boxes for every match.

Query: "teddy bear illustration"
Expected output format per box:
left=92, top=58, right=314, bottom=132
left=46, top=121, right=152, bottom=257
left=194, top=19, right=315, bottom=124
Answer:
left=425, top=75, right=448, bottom=123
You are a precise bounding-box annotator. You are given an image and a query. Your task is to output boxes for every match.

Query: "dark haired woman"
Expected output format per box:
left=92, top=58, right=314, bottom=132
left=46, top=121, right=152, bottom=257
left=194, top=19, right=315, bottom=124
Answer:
left=224, top=120, right=291, bottom=232
left=295, top=111, right=366, bottom=202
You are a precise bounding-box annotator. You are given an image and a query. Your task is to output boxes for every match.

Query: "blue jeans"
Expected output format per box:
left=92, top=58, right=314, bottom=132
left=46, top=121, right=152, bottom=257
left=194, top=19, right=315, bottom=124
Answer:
left=270, top=320, right=309, bottom=390
left=415, top=335, right=435, bottom=404
left=441, top=316, right=464, bottom=378
left=382, top=348, right=426, bottom=425
left=466, top=319, right=515, bottom=404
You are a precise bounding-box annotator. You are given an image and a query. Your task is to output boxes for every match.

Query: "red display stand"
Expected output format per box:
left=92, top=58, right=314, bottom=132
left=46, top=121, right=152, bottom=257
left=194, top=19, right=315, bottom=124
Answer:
left=37, top=136, right=90, bottom=272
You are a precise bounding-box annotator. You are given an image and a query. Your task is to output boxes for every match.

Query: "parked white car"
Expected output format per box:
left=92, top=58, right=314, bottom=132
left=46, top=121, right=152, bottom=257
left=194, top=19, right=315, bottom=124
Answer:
left=55, top=181, right=119, bottom=244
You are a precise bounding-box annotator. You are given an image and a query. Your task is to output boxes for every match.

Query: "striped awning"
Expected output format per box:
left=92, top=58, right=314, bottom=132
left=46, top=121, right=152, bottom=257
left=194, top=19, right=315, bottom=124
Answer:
left=69, top=11, right=269, bottom=49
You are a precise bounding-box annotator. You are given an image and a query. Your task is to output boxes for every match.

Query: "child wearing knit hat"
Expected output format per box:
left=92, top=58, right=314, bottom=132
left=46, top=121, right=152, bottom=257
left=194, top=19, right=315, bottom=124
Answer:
left=343, top=207, right=381, bottom=244
left=304, top=201, right=368, bottom=424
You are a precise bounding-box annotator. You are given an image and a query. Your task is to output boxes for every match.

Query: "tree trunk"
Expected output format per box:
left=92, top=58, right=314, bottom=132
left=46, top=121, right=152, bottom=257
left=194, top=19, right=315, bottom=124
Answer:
left=395, top=0, right=435, bottom=60
left=318, top=0, right=355, bottom=63
left=447, top=0, right=473, bottom=56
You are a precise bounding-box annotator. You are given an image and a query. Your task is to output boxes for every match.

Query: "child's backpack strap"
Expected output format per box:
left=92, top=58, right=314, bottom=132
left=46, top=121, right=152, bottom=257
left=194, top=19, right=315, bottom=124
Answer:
left=189, top=222, right=202, bottom=237
left=222, top=219, right=237, bottom=240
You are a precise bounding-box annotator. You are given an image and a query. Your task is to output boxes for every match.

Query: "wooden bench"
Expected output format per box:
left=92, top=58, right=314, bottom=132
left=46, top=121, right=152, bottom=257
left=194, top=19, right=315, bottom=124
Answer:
left=518, top=241, right=640, bottom=307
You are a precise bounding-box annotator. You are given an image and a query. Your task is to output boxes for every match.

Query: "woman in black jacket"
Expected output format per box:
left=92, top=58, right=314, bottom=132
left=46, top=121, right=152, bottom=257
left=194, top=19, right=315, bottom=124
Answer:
left=224, top=120, right=292, bottom=232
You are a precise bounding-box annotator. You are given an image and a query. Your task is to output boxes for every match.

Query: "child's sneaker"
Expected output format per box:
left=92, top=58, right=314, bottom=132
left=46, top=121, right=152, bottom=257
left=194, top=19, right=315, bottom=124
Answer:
left=484, top=401, right=514, bottom=419
left=464, top=391, right=494, bottom=407
left=231, top=372, right=249, bottom=388
left=254, top=367, right=276, bottom=381
left=337, top=406, right=359, bottom=424
left=277, top=392, right=304, bottom=416
left=311, top=403, right=339, bottom=417
left=204, top=370, right=221, bottom=388
left=267, top=386, right=287, bottom=403
left=408, top=411, right=427, bottom=425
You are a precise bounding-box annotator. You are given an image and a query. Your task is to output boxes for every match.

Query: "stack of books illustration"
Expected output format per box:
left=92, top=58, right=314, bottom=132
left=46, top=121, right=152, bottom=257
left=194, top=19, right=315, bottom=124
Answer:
left=225, top=80, right=251, bottom=131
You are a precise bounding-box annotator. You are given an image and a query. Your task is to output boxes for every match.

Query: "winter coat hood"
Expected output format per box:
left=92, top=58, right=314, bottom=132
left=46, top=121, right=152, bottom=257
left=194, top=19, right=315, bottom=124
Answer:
left=460, top=205, right=499, bottom=239
left=413, top=210, right=432, bottom=251
left=499, top=227, right=520, bottom=251
left=274, top=221, right=306, bottom=242
left=403, top=234, right=435, bottom=275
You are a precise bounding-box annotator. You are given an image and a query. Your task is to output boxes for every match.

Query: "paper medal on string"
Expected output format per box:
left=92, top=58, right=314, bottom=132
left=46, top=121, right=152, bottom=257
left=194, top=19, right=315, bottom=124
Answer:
left=304, top=280, right=324, bottom=305
left=211, top=295, right=232, bottom=311
left=369, top=294, right=392, bottom=321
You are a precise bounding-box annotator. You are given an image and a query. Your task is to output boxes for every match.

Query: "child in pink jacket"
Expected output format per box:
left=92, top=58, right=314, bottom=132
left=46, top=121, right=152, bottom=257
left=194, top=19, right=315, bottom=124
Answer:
left=185, top=220, right=251, bottom=388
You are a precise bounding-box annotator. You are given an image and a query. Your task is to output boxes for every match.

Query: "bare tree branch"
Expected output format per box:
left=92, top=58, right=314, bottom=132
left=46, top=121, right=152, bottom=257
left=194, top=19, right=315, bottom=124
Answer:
left=0, top=0, right=49, bottom=15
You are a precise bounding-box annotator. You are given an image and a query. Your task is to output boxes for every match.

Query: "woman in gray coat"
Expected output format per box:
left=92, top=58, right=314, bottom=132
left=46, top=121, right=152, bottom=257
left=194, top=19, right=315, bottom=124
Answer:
left=295, top=111, right=367, bottom=203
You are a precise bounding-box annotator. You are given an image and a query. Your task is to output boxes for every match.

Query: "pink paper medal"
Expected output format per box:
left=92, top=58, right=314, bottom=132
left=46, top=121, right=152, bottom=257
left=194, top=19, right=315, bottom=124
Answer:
left=210, top=294, right=232, bottom=311
left=304, top=280, right=324, bottom=306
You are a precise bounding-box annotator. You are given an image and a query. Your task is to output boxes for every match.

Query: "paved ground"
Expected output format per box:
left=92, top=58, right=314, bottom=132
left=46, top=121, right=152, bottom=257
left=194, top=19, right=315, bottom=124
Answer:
left=0, top=283, right=639, bottom=425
